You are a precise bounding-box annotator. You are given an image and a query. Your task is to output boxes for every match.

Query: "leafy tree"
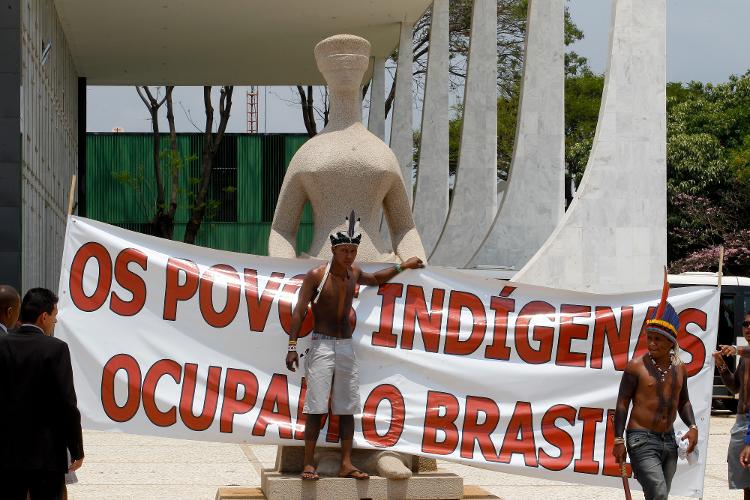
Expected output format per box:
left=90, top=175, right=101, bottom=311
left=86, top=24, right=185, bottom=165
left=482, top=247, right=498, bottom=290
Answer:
left=667, top=72, right=750, bottom=274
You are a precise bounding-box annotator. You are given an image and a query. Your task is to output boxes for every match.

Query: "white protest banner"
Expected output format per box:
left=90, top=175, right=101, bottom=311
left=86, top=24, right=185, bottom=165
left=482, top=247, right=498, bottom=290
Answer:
left=56, top=217, right=718, bottom=497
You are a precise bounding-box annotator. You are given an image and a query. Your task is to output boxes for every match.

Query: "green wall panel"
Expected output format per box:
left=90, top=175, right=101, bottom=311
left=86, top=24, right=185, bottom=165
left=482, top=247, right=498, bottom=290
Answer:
left=87, top=133, right=313, bottom=256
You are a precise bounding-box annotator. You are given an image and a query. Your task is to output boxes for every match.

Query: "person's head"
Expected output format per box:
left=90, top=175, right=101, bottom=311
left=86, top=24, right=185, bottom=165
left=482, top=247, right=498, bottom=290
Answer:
left=314, top=35, right=370, bottom=92
left=0, top=285, right=21, bottom=329
left=743, top=312, right=750, bottom=344
left=646, top=330, right=676, bottom=360
left=329, top=211, right=362, bottom=267
left=332, top=244, right=358, bottom=268
left=20, top=288, right=59, bottom=335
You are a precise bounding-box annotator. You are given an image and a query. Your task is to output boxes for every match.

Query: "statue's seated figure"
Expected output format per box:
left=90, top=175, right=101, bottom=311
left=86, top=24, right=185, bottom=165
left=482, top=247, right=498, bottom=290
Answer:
left=269, top=34, right=427, bottom=263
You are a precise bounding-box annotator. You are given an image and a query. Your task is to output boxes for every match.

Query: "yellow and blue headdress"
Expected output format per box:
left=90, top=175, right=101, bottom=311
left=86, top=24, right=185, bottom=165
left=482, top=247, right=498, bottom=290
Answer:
left=645, top=269, right=680, bottom=346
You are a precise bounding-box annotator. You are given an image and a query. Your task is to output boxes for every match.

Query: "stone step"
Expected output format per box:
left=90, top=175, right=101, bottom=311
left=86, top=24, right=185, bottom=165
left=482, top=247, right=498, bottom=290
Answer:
left=260, top=468, right=464, bottom=500
left=215, top=484, right=498, bottom=500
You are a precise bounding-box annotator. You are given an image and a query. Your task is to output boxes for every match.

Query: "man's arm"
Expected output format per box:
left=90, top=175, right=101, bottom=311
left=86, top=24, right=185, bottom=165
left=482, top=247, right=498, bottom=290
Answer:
left=285, top=271, right=318, bottom=372
left=288, top=272, right=318, bottom=342
left=356, top=257, right=425, bottom=287
left=56, top=342, right=84, bottom=464
left=678, top=364, right=698, bottom=453
left=614, top=369, right=638, bottom=438
left=612, top=365, right=638, bottom=464
left=715, top=353, right=740, bottom=394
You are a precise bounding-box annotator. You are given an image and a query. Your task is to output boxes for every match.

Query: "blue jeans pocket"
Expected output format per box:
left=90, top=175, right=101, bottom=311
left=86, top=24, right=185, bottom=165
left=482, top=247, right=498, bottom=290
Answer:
left=627, top=433, right=648, bottom=451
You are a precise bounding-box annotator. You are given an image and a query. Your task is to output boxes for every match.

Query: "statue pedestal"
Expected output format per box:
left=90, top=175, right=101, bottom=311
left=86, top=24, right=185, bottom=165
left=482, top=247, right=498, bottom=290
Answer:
left=260, top=470, right=463, bottom=500
left=261, top=445, right=460, bottom=499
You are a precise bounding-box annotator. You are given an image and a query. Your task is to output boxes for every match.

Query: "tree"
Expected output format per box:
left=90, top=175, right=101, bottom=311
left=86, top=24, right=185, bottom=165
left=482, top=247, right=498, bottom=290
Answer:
left=135, top=86, right=180, bottom=238
left=666, top=72, right=750, bottom=274
left=183, top=86, right=235, bottom=244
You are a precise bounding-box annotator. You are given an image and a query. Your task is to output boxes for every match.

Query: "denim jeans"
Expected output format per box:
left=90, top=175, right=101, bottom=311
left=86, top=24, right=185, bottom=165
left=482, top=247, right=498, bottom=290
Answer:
left=627, top=429, right=678, bottom=500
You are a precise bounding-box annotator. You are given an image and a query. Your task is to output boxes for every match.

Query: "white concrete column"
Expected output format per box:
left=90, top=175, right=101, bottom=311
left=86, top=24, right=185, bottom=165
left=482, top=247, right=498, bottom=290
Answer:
left=412, top=0, right=449, bottom=257
left=514, top=0, right=667, bottom=293
left=469, top=0, right=565, bottom=270
left=389, top=21, right=414, bottom=204
left=368, top=56, right=386, bottom=140
left=429, top=0, right=497, bottom=265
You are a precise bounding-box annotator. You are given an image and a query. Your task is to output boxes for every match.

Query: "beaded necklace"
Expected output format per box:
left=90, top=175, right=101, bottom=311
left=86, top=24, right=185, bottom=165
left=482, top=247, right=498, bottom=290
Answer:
left=649, top=354, right=672, bottom=383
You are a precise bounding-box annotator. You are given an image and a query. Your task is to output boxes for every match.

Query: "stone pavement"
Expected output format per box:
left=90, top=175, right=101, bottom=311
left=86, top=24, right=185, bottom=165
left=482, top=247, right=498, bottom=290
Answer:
left=68, top=415, right=742, bottom=499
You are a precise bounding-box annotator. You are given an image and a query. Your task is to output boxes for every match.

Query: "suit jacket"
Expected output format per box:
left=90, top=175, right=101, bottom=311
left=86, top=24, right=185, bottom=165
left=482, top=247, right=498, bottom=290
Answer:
left=0, top=325, right=84, bottom=472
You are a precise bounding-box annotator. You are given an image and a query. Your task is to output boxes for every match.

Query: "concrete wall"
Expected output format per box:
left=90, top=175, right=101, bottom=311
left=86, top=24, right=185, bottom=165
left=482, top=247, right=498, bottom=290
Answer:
left=412, top=0, right=449, bottom=257
left=20, top=0, right=79, bottom=291
left=428, top=0, right=497, bottom=266
left=514, top=0, right=667, bottom=293
left=390, top=21, right=414, bottom=204
left=469, top=0, right=565, bottom=270
left=0, top=0, right=22, bottom=290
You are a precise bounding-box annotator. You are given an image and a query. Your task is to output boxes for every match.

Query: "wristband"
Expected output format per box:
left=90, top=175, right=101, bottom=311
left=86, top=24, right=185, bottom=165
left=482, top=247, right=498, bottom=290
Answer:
left=613, top=437, right=625, bottom=445
left=689, top=424, right=698, bottom=431
left=395, top=263, right=402, bottom=273
left=288, top=344, right=297, bottom=352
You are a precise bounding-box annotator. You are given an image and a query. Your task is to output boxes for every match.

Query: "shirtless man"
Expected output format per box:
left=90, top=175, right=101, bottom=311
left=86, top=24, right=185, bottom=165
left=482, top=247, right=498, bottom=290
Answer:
left=284, top=212, right=424, bottom=480
left=717, top=311, right=750, bottom=498
left=613, top=277, right=698, bottom=500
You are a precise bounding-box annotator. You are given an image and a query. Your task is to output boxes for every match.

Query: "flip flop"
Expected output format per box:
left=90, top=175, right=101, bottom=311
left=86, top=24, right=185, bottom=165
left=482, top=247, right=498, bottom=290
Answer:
left=300, top=469, right=320, bottom=481
left=339, top=469, right=369, bottom=480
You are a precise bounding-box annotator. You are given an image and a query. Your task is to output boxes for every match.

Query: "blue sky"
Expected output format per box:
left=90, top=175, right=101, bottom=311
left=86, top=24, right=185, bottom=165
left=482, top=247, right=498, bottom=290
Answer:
left=87, top=0, right=750, bottom=134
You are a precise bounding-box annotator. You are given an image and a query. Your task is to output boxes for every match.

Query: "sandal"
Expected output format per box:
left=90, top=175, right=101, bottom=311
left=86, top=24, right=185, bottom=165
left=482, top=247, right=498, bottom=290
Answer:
left=339, top=469, right=369, bottom=480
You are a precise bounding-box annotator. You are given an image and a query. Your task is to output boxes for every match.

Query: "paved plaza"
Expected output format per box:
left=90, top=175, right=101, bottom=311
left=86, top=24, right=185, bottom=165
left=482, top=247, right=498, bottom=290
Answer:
left=67, top=415, right=742, bottom=499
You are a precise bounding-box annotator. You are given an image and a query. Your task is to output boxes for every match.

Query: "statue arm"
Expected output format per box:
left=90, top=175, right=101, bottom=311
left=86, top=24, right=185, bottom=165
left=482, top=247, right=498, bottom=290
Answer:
left=383, top=181, right=427, bottom=262
left=269, top=171, right=307, bottom=258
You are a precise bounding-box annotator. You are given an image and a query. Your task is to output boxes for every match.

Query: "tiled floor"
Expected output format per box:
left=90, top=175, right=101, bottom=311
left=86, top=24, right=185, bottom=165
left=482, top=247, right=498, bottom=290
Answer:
left=67, top=415, right=743, bottom=499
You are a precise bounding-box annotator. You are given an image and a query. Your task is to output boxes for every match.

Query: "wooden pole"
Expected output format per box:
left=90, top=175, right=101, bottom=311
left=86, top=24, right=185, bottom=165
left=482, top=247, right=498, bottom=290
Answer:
left=67, top=174, right=77, bottom=216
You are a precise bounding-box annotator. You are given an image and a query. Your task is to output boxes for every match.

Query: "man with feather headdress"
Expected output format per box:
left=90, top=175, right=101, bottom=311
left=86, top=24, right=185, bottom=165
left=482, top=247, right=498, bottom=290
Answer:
left=284, top=211, right=424, bottom=481
left=612, top=270, right=699, bottom=500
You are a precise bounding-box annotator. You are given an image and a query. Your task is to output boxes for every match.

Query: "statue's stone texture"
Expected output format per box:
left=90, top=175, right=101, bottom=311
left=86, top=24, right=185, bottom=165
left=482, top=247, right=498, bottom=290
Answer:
left=268, top=34, right=427, bottom=263
left=267, top=34, right=432, bottom=483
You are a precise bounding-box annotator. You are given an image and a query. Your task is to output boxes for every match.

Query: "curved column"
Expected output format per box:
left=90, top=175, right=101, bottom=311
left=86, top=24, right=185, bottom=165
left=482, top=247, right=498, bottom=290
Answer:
left=514, top=0, right=667, bottom=293
left=390, top=21, right=415, bottom=203
left=429, top=0, right=497, bottom=265
left=412, top=0, right=449, bottom=256
left=368, top=57, right=386, bottom=140
left=469, top=0, right=565, bottom=270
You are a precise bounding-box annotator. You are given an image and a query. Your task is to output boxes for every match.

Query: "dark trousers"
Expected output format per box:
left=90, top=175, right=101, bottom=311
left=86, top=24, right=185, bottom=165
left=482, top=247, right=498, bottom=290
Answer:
left=627, top=429, right=679, bottom=500
left=0, top=470, right=64, bottom=500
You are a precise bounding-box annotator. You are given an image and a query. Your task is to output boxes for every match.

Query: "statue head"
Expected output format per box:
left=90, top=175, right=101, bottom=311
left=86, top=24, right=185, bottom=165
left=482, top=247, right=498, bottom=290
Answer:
left=314, top=34, right=370, bottom=91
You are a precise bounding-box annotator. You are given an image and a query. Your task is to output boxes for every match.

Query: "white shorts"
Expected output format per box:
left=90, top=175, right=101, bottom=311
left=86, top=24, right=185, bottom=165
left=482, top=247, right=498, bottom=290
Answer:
left=303, top=334, right=361, bottom=415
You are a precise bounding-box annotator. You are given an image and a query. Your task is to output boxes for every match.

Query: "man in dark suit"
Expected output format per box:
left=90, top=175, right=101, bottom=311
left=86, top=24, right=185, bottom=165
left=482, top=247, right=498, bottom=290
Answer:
left=0, top=288, right=84, bottom=499
left=0, top=284, right=20, bottom=335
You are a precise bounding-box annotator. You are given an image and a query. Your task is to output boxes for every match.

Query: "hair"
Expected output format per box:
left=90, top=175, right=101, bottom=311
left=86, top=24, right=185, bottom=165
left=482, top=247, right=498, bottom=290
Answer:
left=20, top=288, right=59, bottom=323
left=0, top=285, right=20, bottom=311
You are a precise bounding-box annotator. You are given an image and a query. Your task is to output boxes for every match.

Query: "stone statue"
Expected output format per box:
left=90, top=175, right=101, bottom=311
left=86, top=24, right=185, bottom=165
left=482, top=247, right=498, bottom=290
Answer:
left=268, top=34, right=427, bottom=264
left=266, top=34, right=430, bottom=482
